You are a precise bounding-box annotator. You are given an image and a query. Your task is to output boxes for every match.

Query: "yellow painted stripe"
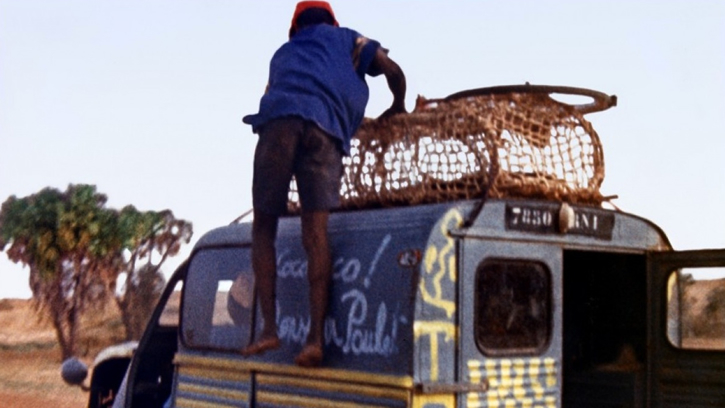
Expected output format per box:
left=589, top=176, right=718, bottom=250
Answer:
left=468, top=361, right=558, bottom=378
left=175, top=396, right=240, bottom=408
left=257, top=390, right=389, bottom=408
left=175, top=353, right=414, bottom=388
left=257, top=373, right=409, bottom=401
left=500, top=360, right=512, bottom=389
left=467, top=391, right=480, bottom=407
left=413, top=394, right=455, bottom=408
left=486, top=398, right=501, bottom=408
left=177, top=382, right=249, bottom=403
left=528, top=359, right=543, bottom=400
left=544, top=358, right=556, bottom=388
left=179, top=365, right=251, bottom=383
left=413, top=320, right=457, bottom=382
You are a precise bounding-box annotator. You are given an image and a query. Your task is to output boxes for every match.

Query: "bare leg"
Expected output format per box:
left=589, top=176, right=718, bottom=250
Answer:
left=294, top=211, right=331, bottom=367
left=242, top=210, right=281, bottom=356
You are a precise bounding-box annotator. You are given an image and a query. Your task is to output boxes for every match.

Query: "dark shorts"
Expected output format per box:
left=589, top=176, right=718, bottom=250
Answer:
left=252, top=117, right=343, bottom=215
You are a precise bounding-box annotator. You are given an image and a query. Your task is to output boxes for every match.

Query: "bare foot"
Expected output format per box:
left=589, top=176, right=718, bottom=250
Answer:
left=241, top=336, right=280, bottom=356
left=294, top=344, right=323, bottom=367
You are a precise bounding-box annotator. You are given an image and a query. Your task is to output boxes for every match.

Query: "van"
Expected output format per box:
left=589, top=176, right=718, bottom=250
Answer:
left=63, top=86, right=725, bottom=408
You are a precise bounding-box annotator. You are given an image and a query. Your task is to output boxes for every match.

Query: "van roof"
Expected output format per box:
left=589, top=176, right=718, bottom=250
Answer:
left=196, top=198, right=670, bottom=253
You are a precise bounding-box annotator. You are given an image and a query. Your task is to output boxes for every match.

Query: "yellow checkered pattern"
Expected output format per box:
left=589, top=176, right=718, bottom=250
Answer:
left=466, top=358, right=558, bottom=408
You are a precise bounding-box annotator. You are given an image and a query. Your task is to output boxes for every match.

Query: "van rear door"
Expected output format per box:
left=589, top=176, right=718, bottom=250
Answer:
left=648, top=249, right=725, bottom=408
left=460, top=239, right=562, bottom=407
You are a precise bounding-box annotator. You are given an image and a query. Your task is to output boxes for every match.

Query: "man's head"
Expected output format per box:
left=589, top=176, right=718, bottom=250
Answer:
left=289, top=1, right=339, bottom=38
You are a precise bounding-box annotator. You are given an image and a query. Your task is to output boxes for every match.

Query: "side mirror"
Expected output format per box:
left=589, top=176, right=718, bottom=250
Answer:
left=61, top=357, right=89, bottom=389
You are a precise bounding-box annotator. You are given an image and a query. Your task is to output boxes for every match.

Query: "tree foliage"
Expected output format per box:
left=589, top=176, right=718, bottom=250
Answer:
left=705, top=286, right=725, bottom=319
left=0, top=184, right=192, bottom=359
left=115, top=205, right=192, bottom=340
left=120, top=263, right=167, bottom=340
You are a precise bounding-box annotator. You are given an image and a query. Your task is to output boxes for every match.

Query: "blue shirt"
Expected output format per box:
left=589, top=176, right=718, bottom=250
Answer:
left=243, top=24, right=382, bottom=155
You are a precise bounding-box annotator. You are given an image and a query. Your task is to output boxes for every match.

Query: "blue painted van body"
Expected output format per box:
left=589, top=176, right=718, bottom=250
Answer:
left=98, top=198, right=725, bottom=408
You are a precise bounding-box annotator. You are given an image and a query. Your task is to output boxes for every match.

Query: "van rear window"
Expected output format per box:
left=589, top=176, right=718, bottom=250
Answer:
left=667, top=268, right=725, bottom=351
left=475, top=259, right=551, bottom=356
left=181, top=248, right=255, bottom=350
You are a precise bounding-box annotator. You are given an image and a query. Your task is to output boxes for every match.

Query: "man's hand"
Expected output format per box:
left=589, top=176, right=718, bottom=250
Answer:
left=377, top=104, right=407, bottom=121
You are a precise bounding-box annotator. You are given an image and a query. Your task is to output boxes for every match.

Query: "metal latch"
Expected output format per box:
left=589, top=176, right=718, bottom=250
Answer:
left=417, top=380, right=489, bottom=394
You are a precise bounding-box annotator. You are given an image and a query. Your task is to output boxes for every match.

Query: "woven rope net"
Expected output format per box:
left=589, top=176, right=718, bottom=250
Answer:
left=288, top=85, right=616, bottom=212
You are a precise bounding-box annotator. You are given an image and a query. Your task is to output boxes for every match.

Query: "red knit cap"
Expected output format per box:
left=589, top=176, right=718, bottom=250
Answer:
left=289, top=1, right=339, bottom=37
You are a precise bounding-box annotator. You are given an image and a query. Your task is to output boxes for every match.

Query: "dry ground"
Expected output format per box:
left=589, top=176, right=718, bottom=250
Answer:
left=0, top=347, right=87, bottom=408
left=0, top=298, right=124, bottom=408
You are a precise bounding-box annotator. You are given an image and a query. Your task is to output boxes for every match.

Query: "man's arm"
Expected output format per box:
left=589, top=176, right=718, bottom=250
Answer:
left=369, top=48, right=407, bottom=120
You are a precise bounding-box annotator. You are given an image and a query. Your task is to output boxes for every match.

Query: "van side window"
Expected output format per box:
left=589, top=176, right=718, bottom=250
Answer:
left=667, top=268, right=725, bottom=350
left=181, top=248, right=254, bottom=350
left=158, top=280, right=183, bottom=327
left=475, top=259, right=551, bottom=356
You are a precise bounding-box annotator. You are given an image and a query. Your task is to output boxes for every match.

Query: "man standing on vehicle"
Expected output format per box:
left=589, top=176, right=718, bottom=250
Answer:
left=242, top=1, right=407, bottom=367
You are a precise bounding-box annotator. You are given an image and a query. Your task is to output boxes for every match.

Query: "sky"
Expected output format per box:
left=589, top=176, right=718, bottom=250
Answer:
left=1, top=0, right=724, bottom=299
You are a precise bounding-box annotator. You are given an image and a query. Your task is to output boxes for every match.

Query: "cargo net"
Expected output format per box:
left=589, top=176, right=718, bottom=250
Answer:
left=288, top=85, right=616, bottom=212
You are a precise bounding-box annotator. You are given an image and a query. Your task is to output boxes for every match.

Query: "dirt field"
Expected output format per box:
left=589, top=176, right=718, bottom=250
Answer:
left=0, top=298, right=124, bottom=408
left=0, top=346, right=87, bottom=408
